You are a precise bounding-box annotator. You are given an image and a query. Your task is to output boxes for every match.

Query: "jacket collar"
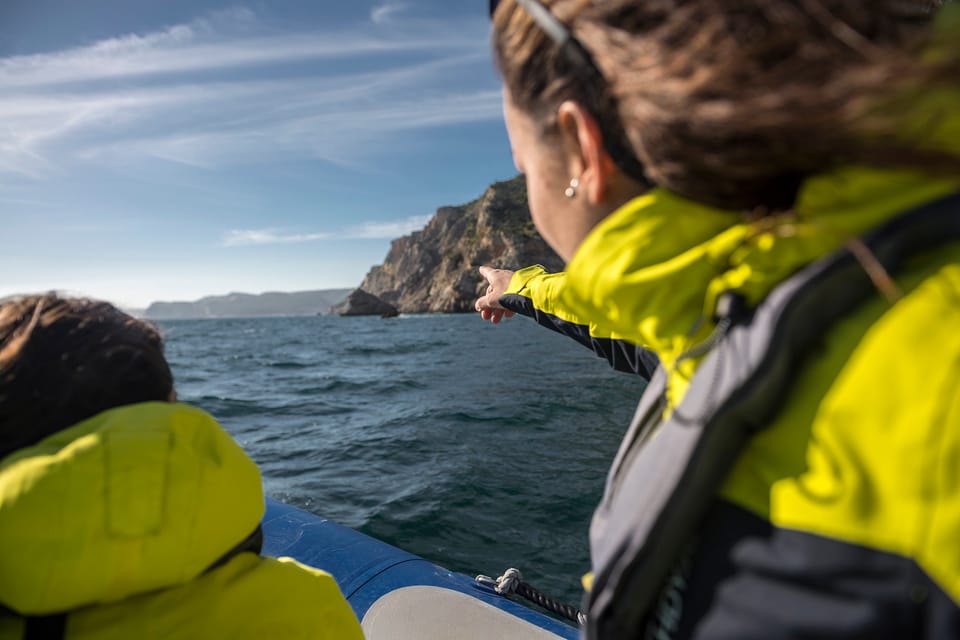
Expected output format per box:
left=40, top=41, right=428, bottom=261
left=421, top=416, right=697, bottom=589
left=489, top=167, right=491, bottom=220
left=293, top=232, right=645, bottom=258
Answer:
left=561, top=168, right=958, bottom=405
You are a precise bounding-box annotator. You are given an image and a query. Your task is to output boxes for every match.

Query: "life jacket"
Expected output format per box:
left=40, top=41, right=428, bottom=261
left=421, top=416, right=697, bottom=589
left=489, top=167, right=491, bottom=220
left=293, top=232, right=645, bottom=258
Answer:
left=583, top=191, right=960, bottom=638
left=0, top=403, right=363, bottom=640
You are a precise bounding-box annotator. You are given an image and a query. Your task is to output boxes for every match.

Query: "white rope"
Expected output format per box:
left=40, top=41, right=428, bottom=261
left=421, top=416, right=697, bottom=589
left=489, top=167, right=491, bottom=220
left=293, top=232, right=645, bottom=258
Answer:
left=494, top=567, right=523, bottom=595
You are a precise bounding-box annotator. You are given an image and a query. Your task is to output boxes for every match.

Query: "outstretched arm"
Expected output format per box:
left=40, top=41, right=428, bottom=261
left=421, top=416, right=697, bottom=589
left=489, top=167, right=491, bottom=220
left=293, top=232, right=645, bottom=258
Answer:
left=475, top=265, right=660, bottom=378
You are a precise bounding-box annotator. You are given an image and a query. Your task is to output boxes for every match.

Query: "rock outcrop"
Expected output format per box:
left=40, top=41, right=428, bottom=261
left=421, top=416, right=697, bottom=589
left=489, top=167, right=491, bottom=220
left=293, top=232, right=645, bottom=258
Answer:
left=330, top=289, right=399, bottom=317
left=353, top=176, right=563, bottom=314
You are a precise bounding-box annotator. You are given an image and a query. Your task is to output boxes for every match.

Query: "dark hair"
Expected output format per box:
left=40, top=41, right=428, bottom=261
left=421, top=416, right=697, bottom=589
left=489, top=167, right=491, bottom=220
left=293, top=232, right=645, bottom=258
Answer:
left=491, top=0, right=651, bottom=185
left=0, top=294, right=174, bottom=459
left=493, top=0, right=959, bottom=212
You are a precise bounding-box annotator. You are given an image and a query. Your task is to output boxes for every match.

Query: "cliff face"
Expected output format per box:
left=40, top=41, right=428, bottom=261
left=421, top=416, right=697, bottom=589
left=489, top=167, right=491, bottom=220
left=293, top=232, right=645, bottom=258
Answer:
left=358, top=176, right=563, bottom=314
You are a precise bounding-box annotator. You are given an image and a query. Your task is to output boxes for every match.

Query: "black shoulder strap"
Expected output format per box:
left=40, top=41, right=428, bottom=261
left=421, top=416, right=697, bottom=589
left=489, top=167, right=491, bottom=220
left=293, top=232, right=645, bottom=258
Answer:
left=585, top=191, right=960, bottom=639
left=0, top=607, right=66, bottom=640
left=22, top=616, right=67, bottom=640
left=204, top=524, right=264, bottom=574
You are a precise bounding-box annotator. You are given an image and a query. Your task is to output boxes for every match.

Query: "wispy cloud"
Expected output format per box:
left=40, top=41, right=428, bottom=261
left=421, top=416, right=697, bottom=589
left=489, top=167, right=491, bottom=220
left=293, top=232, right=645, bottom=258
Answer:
left=344, top=214, right=433, bottom=239
left=371, top=2, right=410, bottom=25
left=222, top=229, right=332, bottom=246
left=0, top=8, right=498, bottom=180
left=222, top=214, right=432, bottom=246
left=0, top=11, right=467, bottom=89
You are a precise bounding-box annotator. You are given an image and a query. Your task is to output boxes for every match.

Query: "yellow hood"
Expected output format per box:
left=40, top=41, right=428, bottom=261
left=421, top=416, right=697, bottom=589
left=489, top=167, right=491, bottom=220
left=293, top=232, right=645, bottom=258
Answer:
left=561, top=168, right=959, bottom=407
left=0, top=402, right=263, bottom=615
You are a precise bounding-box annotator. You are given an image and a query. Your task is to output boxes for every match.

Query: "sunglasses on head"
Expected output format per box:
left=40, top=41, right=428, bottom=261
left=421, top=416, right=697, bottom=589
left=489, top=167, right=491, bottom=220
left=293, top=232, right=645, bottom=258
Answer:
left=489, top=0, right=571, bottom=45
left=488, top=0, right=594, bottom=69
left=489, top=0, right=649, bottom=183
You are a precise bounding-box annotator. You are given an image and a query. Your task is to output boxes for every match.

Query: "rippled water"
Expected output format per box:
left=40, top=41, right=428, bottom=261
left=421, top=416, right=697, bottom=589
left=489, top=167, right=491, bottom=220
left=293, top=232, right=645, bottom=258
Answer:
left=159, top=313, right=647, bottom=606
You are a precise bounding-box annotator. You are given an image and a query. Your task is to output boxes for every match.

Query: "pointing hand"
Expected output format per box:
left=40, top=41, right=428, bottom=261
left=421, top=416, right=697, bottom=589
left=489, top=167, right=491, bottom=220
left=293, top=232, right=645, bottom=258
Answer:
left=475, top=266, right=516, bottom=324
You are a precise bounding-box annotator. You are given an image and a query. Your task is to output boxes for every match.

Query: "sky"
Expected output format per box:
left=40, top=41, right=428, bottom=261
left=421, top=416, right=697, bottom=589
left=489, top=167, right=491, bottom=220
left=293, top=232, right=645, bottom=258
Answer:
left=0, top=0, right=518, bottom=309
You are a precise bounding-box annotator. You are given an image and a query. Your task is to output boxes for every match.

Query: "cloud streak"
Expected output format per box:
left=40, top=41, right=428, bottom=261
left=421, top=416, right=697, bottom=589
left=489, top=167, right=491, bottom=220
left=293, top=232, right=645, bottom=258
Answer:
left=222, top=229, right=332, bottom=246
left=0, top=11, right=472, bottom=89
left=222, top=214, right=432, bottom=246
left=0, top=8, right=499, bottom=180
left=371, top=2, right=410, bottom=25
left=344, top=215, right=433, bottom=239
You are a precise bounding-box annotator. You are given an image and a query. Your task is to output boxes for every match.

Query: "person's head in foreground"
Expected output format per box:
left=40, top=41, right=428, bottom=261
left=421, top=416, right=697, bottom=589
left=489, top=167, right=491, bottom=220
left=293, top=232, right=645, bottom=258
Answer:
left=490, top=1, right=960, bottom=639
left=490, top=0, right=958, bottom=258
left=0, top=294, right=174, bottom=458
left=0, top=293, right=362, bottom=639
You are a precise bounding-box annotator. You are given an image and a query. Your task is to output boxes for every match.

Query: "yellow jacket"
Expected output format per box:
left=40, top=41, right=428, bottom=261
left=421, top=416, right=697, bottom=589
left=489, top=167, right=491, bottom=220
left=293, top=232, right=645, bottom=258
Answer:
left=0, top=402, right=363, bottom=639
left=562, top=163, right=960, bottom=638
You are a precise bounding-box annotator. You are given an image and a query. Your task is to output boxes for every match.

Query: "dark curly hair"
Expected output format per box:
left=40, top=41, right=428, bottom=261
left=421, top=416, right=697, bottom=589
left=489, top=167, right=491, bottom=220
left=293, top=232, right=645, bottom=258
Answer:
left=492, top=0, right=959, bottom=212
left=0, top=294, right=174, bottom=459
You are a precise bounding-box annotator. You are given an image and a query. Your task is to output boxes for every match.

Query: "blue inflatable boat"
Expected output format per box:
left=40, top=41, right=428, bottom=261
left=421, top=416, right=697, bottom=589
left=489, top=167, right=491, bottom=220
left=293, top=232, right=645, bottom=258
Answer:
left=262, top=498, right=579, bottom=639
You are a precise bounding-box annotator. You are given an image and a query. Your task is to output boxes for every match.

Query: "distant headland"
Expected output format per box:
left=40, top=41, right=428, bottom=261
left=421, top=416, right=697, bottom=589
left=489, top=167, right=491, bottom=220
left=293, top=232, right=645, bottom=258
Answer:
left=143, top=289, right=352, bottom=320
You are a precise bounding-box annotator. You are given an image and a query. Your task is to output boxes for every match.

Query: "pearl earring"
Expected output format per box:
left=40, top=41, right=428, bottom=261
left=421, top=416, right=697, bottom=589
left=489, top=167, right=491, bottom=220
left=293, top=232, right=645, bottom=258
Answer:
left=564, top=177, right=579, bottom=198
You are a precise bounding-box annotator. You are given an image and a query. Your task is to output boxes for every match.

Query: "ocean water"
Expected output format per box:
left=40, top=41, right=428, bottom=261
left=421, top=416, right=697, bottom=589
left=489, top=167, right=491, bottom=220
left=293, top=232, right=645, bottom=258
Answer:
left=158, top=313, right=647, bottom=607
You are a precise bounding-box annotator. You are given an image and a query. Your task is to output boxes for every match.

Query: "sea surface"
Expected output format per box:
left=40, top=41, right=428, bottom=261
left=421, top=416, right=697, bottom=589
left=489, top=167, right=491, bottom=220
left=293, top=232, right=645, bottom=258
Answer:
left=158, top=313, right=648, bottom=608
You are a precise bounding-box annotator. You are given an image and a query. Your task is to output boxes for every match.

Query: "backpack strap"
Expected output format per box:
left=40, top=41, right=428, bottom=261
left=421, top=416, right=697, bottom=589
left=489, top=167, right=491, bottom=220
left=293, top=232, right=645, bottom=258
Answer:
left=204, top=524, right=264, bottom=574
left=0, top=607, right=66, bottom=640
left=585, top=190, right=960, bottom=639
left=22, top=616, right=67, bottom=640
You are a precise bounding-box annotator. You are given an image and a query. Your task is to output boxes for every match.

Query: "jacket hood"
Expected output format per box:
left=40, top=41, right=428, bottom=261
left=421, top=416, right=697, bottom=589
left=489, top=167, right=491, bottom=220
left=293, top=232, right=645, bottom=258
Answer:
left=0, top=402, right=263, bottom=615
left=561, top=167, right=959, bottom=407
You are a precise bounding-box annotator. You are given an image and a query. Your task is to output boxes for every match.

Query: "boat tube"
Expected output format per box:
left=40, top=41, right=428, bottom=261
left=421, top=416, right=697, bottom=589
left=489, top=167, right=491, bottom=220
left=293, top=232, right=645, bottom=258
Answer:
left=262, top=498, right=579, bottom=639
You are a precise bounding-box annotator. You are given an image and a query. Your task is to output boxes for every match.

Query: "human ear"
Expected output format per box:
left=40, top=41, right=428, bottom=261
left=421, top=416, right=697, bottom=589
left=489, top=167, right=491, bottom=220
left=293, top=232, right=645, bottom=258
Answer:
left=556, top=100, right=616, bottom=205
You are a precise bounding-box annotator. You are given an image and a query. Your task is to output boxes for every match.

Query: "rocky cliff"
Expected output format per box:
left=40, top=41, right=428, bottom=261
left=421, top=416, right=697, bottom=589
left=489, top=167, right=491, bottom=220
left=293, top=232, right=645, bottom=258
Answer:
left=354, top=176, right=563, bottom=314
